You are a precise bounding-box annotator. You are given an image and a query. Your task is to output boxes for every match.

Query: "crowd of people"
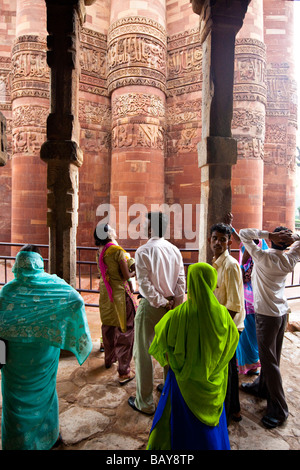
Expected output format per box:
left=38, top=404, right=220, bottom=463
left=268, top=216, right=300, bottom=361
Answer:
left=0, top=211, right=299, bottom=450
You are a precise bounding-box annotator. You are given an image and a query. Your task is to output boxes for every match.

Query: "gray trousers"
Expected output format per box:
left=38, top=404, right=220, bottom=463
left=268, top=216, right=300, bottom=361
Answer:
left=133, top=298, right=168, bottom=414
left=253, top=313, right=289, bottom=421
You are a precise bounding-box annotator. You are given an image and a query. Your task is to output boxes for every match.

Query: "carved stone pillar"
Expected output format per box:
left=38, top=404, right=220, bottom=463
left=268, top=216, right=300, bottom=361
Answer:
left=107, top=6, right=167, bottom=248
left=191, top=0, right=250, bottom=262
left=0, top=2, right=15, bottom=247
left=263, top=0, right=297, bottom=231
left=40, top=0, right=86, bottom=286
left=11, top=0, right=49, bottom=247
left=231, top=0, right=266, bottom=233
left=78, top=26, right=111, bottom=246
left=166, top=26, right=202, bottom=250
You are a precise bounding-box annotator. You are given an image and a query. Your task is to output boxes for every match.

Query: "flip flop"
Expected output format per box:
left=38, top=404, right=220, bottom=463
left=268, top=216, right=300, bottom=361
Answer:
left=119, top=371, right=135, bottom=385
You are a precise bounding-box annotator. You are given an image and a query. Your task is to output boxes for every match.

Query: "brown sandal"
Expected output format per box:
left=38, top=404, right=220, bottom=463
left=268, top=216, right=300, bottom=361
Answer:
left=119, top=371, right=135, bottom=385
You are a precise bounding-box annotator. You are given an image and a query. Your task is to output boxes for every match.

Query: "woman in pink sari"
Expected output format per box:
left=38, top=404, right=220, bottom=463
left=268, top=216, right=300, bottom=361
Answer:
left=94, top=224, right=137, bottom=384
left=236, top=239, right=268, bottom=375
left=225, top=213, right=268, bottom=375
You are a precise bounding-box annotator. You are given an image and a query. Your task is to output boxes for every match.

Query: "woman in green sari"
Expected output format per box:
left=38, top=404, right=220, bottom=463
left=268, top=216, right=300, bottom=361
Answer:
left=147, top=262, right=239, bottom=450
left=0, top=245, right=92, bottom=450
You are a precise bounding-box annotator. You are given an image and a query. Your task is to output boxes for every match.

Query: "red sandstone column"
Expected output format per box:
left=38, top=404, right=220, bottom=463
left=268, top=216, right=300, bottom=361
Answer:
left=78, top=4, right=111, bottom=246
left=107, top=2, right=167, bottom=248
left=11, top=0, right=49, bottom=247
left=231, top=0, right=266, bottom=234
left=263, top=0, right=297, bottom=231
left=0, top=1, right=15, bottom=246
left=165, top=6, right=202, bottom=250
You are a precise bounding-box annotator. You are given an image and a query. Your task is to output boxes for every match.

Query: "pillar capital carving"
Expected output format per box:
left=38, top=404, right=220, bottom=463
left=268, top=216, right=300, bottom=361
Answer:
left=197, top=136, right=237, bottom=167
left=191, top=0, right=250, bottom=42
left=190, top=0, right=206, bottom=16
left=40, top=140, right=83, bottom=166
left=45, top=0, right=86, bottom=30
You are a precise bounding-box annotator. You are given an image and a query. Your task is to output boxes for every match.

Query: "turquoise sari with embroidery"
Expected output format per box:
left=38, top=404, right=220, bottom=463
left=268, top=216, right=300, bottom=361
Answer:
left=0, top=251, right=93, bottom=450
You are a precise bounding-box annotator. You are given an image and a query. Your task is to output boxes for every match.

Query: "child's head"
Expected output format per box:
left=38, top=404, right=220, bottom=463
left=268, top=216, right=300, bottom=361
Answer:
left=94, top=223, right=116, bottom=246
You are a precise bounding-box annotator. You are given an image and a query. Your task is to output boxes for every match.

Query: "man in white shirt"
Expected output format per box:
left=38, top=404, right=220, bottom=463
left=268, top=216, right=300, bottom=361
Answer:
left=239, top=227, right=300, bottom=429
left=209, top=223, right=245, bottom=425
left=128, top=212, right=185, bottom=415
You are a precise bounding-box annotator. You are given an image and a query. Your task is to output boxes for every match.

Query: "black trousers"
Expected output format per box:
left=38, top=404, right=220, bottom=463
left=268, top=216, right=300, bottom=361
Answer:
left=225, top=349, right=240, bottom=425
left=250, top=313, right=289, bottom=421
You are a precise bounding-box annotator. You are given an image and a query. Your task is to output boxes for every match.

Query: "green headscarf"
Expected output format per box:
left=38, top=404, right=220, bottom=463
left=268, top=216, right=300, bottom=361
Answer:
left=0, top=251, right=92, bottom=365
left=149, top=262, right=239, bottom=427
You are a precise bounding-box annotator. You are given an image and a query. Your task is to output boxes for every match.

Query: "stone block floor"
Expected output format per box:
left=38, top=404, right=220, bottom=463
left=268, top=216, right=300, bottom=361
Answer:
left=0, top=297, right=299, bottom=452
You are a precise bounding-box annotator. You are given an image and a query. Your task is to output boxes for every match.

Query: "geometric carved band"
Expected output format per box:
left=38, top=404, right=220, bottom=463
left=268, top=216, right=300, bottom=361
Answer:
left=11, top=103, right=48, bottom=156
left=112, top=122, right=165, bottom=150
left=40, top=140, right=83, bottom=167
left=112, top=93, right=165, bottom=122
left=111, top=91, right=166, bottom=150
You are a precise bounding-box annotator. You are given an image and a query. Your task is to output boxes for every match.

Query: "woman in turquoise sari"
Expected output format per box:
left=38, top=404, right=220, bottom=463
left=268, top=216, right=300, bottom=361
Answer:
left=147, top=263, right=239, bottom=450
left=0, top=246, right=93, bottom=450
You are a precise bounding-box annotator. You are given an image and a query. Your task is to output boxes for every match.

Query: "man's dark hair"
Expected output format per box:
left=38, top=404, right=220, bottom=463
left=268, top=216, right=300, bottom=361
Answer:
left=271, top=226, right=291, bottom=251
left=20, top=244, right=41, bottom=254
left=210, top=223, right=231, bottom=239
left=147, top=212, right=168, bottom=238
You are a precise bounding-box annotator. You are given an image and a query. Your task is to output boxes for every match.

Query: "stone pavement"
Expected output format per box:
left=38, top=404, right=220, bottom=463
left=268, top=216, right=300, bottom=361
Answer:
left=0, top=299, right=299, bottom=451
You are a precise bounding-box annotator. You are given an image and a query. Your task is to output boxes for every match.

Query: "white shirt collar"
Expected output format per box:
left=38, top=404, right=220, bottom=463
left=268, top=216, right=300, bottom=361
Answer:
left=148, top=236, right=165, bottom=242
left=212, top=249, right=229, bottom=267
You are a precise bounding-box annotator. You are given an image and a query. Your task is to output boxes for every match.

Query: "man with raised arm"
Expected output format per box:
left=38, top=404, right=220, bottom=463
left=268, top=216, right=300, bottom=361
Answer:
left=238, top=226, right=300, bottom=429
